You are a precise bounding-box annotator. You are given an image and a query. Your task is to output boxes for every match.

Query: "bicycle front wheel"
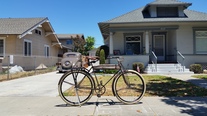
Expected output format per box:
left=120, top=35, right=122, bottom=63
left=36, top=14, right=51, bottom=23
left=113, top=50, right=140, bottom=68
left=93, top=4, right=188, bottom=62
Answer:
left=58, top=70, right=94, bottom=106
left=113, top=70, right=146, bottom=104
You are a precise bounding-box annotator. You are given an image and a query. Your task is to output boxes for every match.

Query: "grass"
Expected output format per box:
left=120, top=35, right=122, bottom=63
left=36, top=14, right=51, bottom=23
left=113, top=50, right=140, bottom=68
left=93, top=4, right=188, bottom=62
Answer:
left=192, top=75, right=207, bottom=80
left=0, top=66, right=56, bottom=82
left=64, top=75, right=207, bottom=97
left=144, top=75, right=207, bottom=97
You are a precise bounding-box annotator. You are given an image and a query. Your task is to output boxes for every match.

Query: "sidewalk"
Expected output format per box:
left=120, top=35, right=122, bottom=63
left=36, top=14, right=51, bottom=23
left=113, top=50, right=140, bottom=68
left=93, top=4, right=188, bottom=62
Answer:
left=0, top=96, right=207, bottom=116
left=162, top=74, right=207, bottom=89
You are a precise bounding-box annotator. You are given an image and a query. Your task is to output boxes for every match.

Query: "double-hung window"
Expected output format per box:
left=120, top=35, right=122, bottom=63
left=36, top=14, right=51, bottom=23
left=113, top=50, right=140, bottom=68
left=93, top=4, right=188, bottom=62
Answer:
left=24, top=40, right=32, bottom=56
left=125, top=35, right=141, bottom=55
left=0, top=38, right=4, bottom=57
left=44, top=45, right=50, bottom=57
left=195, top=30, right=207, bottom=54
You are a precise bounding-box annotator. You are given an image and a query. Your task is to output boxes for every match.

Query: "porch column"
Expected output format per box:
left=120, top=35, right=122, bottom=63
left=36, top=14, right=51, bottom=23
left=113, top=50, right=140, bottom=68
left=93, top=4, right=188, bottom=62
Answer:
left=109, top=32, right=114, bottom=55
left=145, top=31, right=149, bottom=54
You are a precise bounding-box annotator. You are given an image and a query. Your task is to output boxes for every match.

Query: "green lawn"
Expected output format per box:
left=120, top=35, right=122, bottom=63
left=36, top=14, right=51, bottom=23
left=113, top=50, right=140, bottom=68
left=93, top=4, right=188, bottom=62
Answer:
left=144, top=75, right=207, bottom=97
left=64, top=75, right=207, bottom=97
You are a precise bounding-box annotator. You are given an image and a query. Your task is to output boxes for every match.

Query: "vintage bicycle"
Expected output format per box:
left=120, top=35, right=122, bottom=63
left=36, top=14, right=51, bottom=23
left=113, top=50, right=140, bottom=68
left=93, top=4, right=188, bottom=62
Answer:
left=58, top=56, right=146, bottom=106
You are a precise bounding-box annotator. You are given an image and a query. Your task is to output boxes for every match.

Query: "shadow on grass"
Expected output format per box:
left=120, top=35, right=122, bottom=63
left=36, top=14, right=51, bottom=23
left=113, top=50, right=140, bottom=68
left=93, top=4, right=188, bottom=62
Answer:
left=144, top=75, right=207, bottom=97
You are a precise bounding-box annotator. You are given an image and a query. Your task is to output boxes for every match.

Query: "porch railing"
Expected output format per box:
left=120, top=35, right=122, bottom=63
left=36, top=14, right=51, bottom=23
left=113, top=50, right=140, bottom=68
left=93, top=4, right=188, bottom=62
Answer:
left=177, top=50, right=185, bottom=72
left=150, top=51, right=157, bottom=72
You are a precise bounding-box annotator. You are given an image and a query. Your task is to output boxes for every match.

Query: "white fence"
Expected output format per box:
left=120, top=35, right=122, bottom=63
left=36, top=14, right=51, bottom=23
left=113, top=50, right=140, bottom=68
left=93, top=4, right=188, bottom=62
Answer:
left=1, top=55, right=62, bottom=71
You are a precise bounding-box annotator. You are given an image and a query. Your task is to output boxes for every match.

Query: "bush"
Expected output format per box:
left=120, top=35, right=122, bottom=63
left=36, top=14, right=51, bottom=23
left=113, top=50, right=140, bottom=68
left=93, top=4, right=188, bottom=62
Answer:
left=190, top=64, right=203, bottom=73
left=100, top=49, right=105, bottom=64
left=132, top=62, right=144, bottom=73
left=96, top=45, right=109, bottom=59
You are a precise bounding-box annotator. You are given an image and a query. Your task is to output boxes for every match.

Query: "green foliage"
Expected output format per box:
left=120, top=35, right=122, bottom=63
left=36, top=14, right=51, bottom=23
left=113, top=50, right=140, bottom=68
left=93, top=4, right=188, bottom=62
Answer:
left=96, top=45, right=109, bottom=59
left=83, top=36, right=95, bottom=55
left=100, top=49, right=105, bottom=64
left=132, top=62, right=144, bottom=73
left=190, top=64, right=203, bottom=73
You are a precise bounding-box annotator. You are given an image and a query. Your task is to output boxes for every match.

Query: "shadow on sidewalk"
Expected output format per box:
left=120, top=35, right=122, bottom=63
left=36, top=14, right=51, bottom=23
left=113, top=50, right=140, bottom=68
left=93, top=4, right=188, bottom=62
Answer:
left=162, top=97, right=207, bottom=116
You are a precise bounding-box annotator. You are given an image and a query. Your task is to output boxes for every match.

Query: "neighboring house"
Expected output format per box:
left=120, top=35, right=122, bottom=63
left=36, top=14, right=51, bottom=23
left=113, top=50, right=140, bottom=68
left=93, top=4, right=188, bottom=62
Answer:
left=0, top=17, right=62, bottom=71
left=57, top=34, right=85, bottom=56
left=98, top=0, right=207, bottom=74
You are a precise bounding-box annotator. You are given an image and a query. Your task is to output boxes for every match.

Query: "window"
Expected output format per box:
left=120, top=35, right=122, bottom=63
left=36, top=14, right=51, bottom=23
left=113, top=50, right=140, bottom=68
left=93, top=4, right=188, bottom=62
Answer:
left=24, top=40, right=32, bottom=56
left=195, top=30, right=207, bottom=54
left=35, top=29, right=42, bottom=35
left=66, top=39, right=73, bottom=45
left=0, top=38, right=4, bottom=57
left=157, top=7, right=178, bottom=17
left=44, top=45, right=50, bottom=57
left=125, top=35, right=141, bottom=55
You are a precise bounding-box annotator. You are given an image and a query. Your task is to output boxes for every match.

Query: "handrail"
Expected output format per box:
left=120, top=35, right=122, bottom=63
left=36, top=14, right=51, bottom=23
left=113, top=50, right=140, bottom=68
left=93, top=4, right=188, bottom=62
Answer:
left=177, top=50, right=185, bottom=72
left=151, top=51, right=157, bottom=72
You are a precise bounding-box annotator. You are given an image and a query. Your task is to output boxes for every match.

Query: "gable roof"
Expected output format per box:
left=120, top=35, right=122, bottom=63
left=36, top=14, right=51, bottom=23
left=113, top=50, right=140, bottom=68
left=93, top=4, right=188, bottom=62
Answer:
left=57, top=34, right=85, bottom=40
left=0, top=17, right=62, bottom=48
left=0, top=17, right=48, bottom=34
left=98, top=0, right=207, bottom=39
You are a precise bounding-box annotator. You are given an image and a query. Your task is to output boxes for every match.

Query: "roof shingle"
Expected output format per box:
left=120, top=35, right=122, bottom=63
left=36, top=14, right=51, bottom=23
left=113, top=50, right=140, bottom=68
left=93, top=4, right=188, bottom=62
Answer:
left=0, top=17, right=47, bottom=34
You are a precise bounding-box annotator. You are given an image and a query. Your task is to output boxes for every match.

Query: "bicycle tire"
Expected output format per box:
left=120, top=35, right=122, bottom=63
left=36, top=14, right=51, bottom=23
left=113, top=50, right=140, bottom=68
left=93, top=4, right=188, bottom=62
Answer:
left=58, top=70, right=94, bottom=106
left=113, top=70, right=146, bottom=104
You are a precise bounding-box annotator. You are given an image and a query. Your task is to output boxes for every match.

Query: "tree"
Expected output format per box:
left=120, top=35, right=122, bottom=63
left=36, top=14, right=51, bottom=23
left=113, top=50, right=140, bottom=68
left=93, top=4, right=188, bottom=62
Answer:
left=100, top=49, right=105, bottom=64
left=84, top=36, right=95, bottom=55
left=72, top=35, right=85, bottom=54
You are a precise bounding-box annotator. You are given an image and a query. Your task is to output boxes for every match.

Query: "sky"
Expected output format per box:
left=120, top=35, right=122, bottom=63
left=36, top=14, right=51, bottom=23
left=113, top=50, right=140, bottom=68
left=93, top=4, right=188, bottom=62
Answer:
left=0, top=0, right=207, bottom=48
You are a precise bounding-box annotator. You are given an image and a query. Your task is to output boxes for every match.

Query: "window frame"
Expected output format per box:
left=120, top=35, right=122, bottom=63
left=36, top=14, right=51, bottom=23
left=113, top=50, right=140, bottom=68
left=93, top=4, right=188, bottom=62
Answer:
left=24, top=39, right=32, bottom=56
left=0, top=37, right=5, bottom=57
left=157, top=7, right=178, bottom=17
left=35, top=28, right=42, bottom=35
left=125, top=35, right=142, bottom=55
left=194, top=29, right=207, bottom=54
left=44, top=45, right=50, bottom=57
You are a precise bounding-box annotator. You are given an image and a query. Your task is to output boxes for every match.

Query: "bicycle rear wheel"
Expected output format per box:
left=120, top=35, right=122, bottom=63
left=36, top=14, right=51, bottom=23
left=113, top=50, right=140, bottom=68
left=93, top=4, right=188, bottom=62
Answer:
left=113, top=70, right=146, bottom=104
left=58, top=70, right=94, bottom=106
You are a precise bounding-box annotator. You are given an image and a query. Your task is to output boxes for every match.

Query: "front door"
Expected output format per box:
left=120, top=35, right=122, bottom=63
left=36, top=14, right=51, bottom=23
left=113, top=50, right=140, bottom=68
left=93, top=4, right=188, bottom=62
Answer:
left=153, top=35, right=165, bottom=61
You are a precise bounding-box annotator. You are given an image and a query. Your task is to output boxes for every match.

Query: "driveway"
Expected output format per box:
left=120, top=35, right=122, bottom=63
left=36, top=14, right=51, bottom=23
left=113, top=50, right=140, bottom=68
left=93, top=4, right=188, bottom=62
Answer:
left=0, top=71, right=63, bottom=97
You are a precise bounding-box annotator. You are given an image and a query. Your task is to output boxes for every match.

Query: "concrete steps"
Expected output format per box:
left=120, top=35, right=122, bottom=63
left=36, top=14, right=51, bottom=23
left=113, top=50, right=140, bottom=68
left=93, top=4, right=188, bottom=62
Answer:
left=145, top=63, right=194, bottom=74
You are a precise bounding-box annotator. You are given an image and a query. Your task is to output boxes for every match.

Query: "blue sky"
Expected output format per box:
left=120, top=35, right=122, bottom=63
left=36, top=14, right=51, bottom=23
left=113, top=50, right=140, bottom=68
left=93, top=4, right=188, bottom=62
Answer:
left=0, top=0, right=207, bottom=48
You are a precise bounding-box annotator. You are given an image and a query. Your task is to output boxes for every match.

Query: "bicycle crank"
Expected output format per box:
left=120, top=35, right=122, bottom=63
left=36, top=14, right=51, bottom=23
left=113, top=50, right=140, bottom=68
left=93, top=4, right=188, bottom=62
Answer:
left=95, top=85, right=106, bottom=97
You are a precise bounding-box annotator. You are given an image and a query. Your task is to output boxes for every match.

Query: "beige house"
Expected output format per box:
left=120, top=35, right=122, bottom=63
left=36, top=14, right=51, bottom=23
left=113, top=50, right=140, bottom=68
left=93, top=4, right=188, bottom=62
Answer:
left=56, top=34, right=85, bottom=56
left=0, top=17, right=62, bottom=71
left=98, top=0, right=207, bottom=74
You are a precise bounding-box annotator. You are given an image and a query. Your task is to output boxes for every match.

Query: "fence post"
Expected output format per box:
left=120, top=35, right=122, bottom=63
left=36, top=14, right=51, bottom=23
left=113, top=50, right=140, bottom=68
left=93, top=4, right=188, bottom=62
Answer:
left=7, top=55, right=10, bottom=80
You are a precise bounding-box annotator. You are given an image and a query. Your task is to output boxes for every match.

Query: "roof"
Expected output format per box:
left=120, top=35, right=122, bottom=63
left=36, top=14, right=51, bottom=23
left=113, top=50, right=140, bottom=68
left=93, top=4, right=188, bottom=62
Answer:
left=0, top=17, right=48, bottom=34
left=98, top=0, right=207, bottom=39
left=57, top=34, right=85, bottom=39
left=148, top=0, right=191, bottom=6
left=0, top=17, right=62, bottom=48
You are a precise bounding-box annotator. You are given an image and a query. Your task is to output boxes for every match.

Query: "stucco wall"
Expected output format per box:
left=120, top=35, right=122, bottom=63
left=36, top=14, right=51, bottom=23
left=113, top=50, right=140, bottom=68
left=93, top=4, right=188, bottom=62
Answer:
left=109, top=55, right=149, bottom=69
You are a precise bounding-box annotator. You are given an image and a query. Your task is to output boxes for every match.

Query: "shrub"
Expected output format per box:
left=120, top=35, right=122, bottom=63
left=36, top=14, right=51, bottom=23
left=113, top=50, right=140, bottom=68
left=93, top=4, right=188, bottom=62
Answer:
left=132, top=62, right=144, bottom=73
left=100, top=49, right=105, bottom=64
left=190, top=64, right=203, bottom=73
left=96, top=45, right=109, bottom=59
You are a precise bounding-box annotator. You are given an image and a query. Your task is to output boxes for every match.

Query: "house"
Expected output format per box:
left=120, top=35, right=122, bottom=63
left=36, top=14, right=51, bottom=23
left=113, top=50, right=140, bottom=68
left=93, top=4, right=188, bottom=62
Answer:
left=98, top=0, right=207, bottom=74
left=0, top=17, right=62, bottom=71
left=56, top=34, right=85, bottom=56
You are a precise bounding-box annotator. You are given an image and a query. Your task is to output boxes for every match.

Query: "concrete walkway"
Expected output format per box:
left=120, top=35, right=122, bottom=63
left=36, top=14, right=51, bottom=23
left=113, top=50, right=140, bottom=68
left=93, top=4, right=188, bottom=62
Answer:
left=0, top=72, right=207, bottom=115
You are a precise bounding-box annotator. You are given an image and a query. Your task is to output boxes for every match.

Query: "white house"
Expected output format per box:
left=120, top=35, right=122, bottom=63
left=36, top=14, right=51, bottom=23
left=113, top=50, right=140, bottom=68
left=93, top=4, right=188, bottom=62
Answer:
left=98, top=0, right=207, bottom=74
